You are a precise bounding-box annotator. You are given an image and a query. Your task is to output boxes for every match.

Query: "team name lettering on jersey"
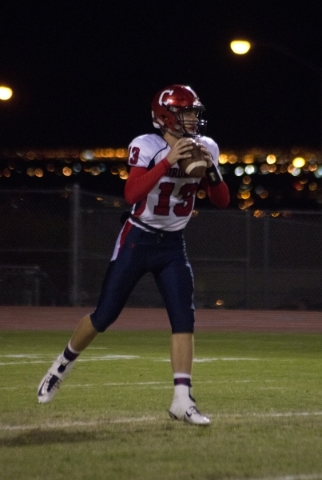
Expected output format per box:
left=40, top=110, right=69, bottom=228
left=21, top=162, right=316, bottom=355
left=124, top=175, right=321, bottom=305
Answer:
left=166, top=168, right=186, bottom=178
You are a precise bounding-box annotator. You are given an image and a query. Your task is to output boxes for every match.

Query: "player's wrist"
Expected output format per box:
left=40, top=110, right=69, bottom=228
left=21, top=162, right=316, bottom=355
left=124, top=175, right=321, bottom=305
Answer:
left=163, top=157, right=173, bottom=167
left=206, top=164, right=223, bottom=186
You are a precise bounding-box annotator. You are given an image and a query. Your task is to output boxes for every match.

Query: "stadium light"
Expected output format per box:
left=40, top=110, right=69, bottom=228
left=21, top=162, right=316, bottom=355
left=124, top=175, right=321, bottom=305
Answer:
left=230, top=38, right=322, bottom=149
left=0, top=86, right=13, bottom=101
left=230, top=40, right=251, bottom=55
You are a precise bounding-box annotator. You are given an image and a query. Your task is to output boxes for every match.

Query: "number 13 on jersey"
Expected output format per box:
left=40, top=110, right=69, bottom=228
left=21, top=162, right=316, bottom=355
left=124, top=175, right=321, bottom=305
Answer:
left=154, top=181, right=198, bottom=217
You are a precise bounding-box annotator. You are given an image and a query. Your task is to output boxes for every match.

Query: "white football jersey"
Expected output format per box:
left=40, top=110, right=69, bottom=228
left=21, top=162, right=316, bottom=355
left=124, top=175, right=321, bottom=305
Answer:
left=127, top=133, right=219, bottom=232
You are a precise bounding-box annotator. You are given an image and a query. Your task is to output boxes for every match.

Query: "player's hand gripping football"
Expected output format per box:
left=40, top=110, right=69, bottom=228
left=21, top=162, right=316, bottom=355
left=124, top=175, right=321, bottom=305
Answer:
left=166, top=138, right=213, bottom=168
left=166, top=138, right=194, bottom=165
left=198, top=144, right=213, bottom=168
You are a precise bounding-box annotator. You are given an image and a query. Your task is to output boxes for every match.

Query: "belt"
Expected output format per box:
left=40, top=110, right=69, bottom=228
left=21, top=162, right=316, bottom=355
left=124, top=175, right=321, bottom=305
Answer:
left=129, top=214, right=183, bottom=238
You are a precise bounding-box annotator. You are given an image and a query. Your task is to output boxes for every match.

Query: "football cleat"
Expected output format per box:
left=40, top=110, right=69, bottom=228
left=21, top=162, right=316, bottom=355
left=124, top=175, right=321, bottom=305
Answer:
left=169, top=399, right=211, bottom=426
left=37, top=354, right=75, bottom=404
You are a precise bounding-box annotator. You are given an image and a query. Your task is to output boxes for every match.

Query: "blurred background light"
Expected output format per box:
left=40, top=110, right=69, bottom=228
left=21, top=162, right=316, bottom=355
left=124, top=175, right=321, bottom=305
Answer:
left=197, top=189, right=206, bottom=199
left=230, top=40, right=251, bottom=54
left=62, top=167, right=72, bottom=176
left=234, top=166, right=244, bottom=176
left=292, top=157, right=306, bottom=168
left=314, top=166, right=322, bottom=178
left=245, top=165, right=257, bottom=174
left=0, top=86, right=13, bottom=100
left=81, top=150, right=94, bottom=161
left=266, top=154, right=277, bottom=164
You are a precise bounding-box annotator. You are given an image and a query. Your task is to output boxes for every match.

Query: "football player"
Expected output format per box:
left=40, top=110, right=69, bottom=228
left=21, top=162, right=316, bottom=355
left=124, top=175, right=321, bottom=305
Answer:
left=38, top=85, right=230, bottom=425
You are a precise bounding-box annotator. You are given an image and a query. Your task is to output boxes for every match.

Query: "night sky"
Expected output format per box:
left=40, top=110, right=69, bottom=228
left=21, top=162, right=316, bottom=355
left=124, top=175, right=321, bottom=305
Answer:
left=1, top=0, right=322, bottom=151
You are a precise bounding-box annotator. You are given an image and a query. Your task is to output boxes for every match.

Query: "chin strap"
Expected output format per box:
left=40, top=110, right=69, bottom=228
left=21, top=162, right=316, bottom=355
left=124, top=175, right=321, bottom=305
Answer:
left=206, top=164, right=223, bottom=186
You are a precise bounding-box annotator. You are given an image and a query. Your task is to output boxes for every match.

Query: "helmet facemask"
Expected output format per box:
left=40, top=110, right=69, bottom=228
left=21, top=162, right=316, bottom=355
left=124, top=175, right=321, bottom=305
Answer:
left=174, top=106, right=207, bottom=137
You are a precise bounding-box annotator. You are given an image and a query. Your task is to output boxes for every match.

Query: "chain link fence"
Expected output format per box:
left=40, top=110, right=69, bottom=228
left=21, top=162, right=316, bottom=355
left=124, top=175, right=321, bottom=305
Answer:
left=1, top=186, right=321, bottom=310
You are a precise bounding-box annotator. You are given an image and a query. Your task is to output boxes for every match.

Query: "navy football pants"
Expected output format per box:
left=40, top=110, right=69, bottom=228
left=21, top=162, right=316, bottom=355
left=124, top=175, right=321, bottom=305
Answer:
left=90, top=224, right=195, bottom=333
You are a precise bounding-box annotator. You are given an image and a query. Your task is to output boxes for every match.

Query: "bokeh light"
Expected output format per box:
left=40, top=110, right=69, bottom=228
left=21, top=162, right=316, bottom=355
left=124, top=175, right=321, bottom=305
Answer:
left=1, top=145, right=322, bottom=211
left=230, top=40, right=251, bottom=55
left=0, top=86, right=13, bottom=100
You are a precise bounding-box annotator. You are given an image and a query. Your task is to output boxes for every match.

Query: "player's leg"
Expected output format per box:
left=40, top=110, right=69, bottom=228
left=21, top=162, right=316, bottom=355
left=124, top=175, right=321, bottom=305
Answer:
left=38, top=224, right=146, bottom=404
left=170, top=332, right=194, bottom=374
left=69, top=314, right=99, bottom=351
left=37, top=314, right=105, bottom=404
left=153, top=239, right=210, bottom=425
left=38, top=267, right=142, bottom=404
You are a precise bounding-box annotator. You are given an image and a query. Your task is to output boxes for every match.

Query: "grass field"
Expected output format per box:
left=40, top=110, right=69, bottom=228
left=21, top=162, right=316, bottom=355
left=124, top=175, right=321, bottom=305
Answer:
left=1, top=329, right=322, bottom=480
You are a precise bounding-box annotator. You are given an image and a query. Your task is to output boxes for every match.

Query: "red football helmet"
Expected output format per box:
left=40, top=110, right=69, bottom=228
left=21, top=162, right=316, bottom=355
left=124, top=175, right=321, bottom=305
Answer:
left=151, top=85, right=206, bottom=137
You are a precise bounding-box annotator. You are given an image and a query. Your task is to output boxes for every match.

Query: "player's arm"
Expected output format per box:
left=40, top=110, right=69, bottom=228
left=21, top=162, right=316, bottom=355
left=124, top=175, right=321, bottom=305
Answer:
left=125, top=138, right=194, bottom=204
left=198, top=142, right=230, bottom=208
left=206, top=180, right=230, bottom=208
left=200, top=166, right=230, bottom=208
left=124, top=160, right=170, bottom=204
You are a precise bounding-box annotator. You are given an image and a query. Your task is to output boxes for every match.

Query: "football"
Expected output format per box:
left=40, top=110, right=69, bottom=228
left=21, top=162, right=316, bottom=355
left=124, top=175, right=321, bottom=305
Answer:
left=178, top=141, right=207, bottom=178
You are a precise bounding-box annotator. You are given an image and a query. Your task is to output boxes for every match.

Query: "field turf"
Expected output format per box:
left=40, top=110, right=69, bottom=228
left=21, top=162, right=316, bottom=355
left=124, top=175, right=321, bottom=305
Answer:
left=1, top=330, right=322, bottom=480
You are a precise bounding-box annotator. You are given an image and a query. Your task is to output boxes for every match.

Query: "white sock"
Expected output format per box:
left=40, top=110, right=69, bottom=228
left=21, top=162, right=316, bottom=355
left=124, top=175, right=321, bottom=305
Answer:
left=62, top=341, right=81, bottom=362
left=68, top=341, right=81, bottom=354
left=173, top=373, right=193, bottom=400
left=173, top=373, right=191, bottom=380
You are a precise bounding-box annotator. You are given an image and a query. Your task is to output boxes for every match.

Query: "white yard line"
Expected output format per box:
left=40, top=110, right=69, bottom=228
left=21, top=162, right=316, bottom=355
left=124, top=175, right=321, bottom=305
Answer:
left=0, top=381, right=168, bottom=391
left=0, top=361, right=50, bottom=366
left=0, top=416, right=162, bottom=431
left=0, top=354, right=140, bottom=366
left=0, top=355, right=261, bottom=366
left=217, top=411, right=322, bottom=419
left=238, top=475, right=322, bottom=480
left=1, top=411, right=322, bottom=432
left=0, top=379, right=297, bottom=392
left=0, top=379, right=263, bottom=391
